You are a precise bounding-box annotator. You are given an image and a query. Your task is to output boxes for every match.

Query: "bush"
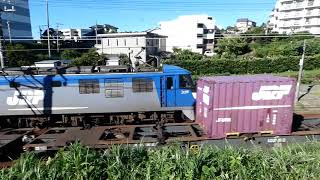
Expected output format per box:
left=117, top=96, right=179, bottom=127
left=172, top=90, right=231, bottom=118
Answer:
left=164, top=55, right=320, bottom=76
left=70, top=48, right=102, bottom=66
left=60, top=50, right=81, bottom=60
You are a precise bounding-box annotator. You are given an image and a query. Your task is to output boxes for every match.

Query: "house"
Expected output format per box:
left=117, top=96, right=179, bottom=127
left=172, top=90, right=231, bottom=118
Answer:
left=95, top=32, right=166, bottom=68
left=59, top=29, right=92, bottom=41
left=154, top=14, right=217, bottom=54
left=89, top=24, right=119, bottom=34
left=236, top=18, right=256, bottom=33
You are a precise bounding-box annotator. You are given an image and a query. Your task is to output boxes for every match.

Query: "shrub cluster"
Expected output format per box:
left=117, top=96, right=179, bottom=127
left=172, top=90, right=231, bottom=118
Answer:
left=164, top=55, right=320, bottom=76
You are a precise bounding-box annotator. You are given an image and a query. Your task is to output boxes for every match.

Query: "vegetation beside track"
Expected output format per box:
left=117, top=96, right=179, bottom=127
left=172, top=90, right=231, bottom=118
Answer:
left=2, top=142, right=320, bottom=179
left=192, top=68, right=320, bottom=84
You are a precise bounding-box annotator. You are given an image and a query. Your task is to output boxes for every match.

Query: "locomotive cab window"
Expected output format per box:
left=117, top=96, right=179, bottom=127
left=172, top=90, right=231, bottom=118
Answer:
left=9, top=82, right=20, bottom=88
left=132, top=78, right=153, bottom=92
left=167, top=77, right=174, bottom=90
left=179, top=75, right=193, bottom=89
left=105, top=79, right=124, bottom=98
left=79, top=79, right=100, bottom=94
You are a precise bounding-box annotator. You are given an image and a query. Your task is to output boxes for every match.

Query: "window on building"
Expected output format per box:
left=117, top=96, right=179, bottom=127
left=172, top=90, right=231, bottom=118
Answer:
left=307, top=10, right=312, bottom=16
left=306, top=18, right=310, bottom=24
left=105, top=79, right=124, bottom=98
left=136, top=38, right=139, bottom=45
left=208, top=17, right=213, bottom=20
left=132, top=78, right=153, bottom=92
left=197, top=34, right=204, bottom=38
left=308, top=0, right=314, bottom=6
left=107, top=39, right=110, bottom=46
left=204, top=39, right=214, bottom=44
left=197, top=44, right=204, bottom=49
left=79, top=79, right=100, bottom=94
left=124, top=39, right=127, bottom=46
left=197, top=23, right=204, bottom=28
left=179, top=75, right=193, bottom=89
left=116, top=39, right=119, bottom=46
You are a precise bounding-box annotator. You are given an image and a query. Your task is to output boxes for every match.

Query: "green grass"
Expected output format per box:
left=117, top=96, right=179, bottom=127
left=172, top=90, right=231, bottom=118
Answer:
left=276, top=69, right=320, bottom=84
left=2, top=142, right=320, bottom=180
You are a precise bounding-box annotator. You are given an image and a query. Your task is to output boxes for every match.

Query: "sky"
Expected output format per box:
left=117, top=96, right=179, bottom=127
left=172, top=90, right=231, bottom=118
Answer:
left=29, top=0, right=276, bottom=38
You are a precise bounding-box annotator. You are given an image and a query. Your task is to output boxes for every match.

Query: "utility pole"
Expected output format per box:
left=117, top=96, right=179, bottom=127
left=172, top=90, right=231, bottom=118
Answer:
left=295, top=39, right=307, bottom=103
left=56, top=23, right=63, bottom=53
left=95, top=21, right=98, bottom=44
left=46, top=0, right=51, bottom=58
left=0, top=16, right=4, bottom=69
left=7, top=21, right=11, bottom=43
left=4, top=5, right=16, bottom=44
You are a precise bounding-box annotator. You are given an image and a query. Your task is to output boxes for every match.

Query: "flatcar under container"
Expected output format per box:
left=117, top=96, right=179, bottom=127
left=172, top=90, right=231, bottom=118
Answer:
left=196, top=75, right=296, bottom=139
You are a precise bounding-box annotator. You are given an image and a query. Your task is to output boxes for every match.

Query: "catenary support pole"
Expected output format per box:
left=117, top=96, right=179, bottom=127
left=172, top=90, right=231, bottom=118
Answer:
left=46, top=0, right=51, bottom=58
left=295, top=39, right=306, bottom=103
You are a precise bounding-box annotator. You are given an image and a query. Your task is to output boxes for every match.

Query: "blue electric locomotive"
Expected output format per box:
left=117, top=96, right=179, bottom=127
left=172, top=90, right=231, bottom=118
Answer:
left=0, top=65, right=195, bottom=127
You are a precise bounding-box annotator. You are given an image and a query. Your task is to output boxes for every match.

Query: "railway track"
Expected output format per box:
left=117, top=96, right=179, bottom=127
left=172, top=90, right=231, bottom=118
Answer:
left=1, top=114, right=320, bottom=169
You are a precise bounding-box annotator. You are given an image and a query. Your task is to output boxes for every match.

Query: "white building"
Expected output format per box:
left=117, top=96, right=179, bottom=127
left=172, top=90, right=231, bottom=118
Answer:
left=0, top=0, right=32, bottom=39
left=59, top=29, right=92, bottom=41
left=95, top=32, right=166, bottom=67
left=269, top=0, right=320, bottom=34
left=236, top=18, right=256, bottom=33
left=154, top=15, right=217, bottom=54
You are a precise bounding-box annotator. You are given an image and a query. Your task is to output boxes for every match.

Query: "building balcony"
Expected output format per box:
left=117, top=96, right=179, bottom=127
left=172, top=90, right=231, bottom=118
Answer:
left=305, top=21, right=320, bottom=26
left=305, top=11, right=320, bottom=17
left=306, top=1, right=320, bottom=8
left=280, top=3, right=305, bottom=11
left=279, top=14, right=304, bottom=20
left=279, top=22, right=303, bottom=28
left=204, top=33, right=215, bottom=39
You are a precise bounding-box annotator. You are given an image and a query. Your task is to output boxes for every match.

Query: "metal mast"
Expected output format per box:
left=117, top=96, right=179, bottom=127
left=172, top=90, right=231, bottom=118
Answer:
left=46, top=0, right=51, bottom=58
left=56, top=23, right=63, bottom=53
left=295, top=39, right=307, bottom=103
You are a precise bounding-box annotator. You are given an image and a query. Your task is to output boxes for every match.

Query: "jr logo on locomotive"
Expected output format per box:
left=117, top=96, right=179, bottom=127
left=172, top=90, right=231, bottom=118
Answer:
left=7, top=90, right=45, bottom=106
left=252, top=85, right=292, bottom=101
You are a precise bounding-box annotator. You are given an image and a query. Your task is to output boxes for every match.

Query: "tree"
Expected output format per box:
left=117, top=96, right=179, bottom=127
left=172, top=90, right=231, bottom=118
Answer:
left=215, top=38, right=250, bottom=57
left=71, top=48, right=102, bottom=66
left=61, top=50, right=81, bottom=60
left=6, top=44, right=38, bottom=67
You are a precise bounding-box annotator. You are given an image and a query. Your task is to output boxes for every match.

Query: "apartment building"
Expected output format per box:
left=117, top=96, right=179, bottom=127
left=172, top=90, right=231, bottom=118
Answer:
left=95, top=32, right=166, bottom=67
left=236, top=18, right=256, bottom=33
left=0, top=0, right=32, bottom=39
left=59, top=29, right=92, bottom=41
left=154, top=15, right=217, bottom=54
left=269, top=0, right=320, bottom=34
